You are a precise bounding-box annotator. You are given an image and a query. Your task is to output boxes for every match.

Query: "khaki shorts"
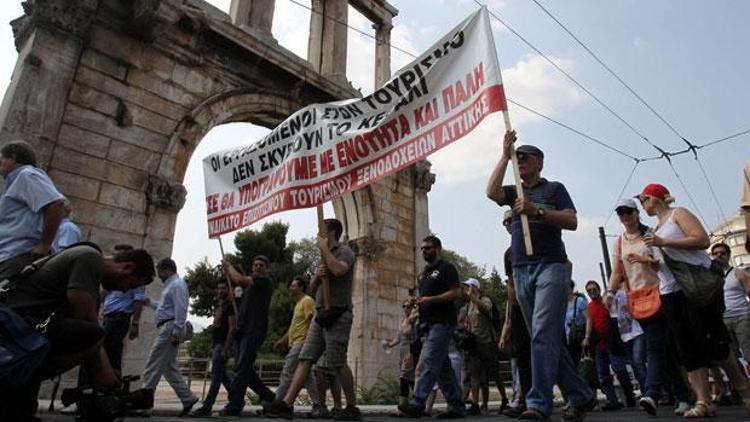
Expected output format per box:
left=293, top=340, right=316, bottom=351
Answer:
left=299, top=310, right=352, bottom=369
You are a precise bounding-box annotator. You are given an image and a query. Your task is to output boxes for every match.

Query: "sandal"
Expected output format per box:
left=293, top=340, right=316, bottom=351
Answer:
left=683, top=401, right=716, bottom=418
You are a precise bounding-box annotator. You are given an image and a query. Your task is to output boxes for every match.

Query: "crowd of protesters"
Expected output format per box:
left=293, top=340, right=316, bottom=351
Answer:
left=1, top=135, right=749, bottom=422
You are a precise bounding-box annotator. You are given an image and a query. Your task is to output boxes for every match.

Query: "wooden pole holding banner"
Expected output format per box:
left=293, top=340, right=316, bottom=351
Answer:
left=317, top=206, right=332, bottom=311
left=502, top=110, right=534, bottom=256
left=216, top=236, right=240, bottom=318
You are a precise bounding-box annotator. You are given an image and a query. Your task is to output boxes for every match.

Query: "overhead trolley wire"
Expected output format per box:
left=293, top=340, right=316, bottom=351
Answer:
left=603, top=160, right=640, bottom=228
left=474, top=0, right=663, bottom=155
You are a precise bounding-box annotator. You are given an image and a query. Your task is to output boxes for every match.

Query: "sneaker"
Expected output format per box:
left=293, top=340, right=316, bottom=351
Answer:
left=673, top=401, right=691, bottom=416
left=397, top=403, right=423, bottom=418
left=180, top=397, right=200, bottom=417
left=330, top=408, right=342, bottom=418
left=263, top=400, right=294, bottom=420
left=435, top=409, right=465, bottom=419
left=190, top=406, right=212, bottom=417
left=518, top=408, right=550, bottom=420
left=333, top=405, right=362, bottom=421
left=639, top=396, right=657, bottom=416
left=307, top=404, right=331, bottom=419
left=562, top=396, right=597, bottom=422
left=601, top=401, right=623, bottom=411
left=467, top=403, right=480, bottom=416
left=502, top=404, right=525, bottom=418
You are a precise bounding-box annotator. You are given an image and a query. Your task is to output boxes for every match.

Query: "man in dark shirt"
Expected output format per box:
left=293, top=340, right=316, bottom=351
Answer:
left=2, top=245, right=155, bottom=421
left=486, top=131, right=594, bottom=421
left=398, top=235, right=465, bottom=418
left=192, top=279, right=236, bottom=417
left=219, top=255, right=276, bottom=416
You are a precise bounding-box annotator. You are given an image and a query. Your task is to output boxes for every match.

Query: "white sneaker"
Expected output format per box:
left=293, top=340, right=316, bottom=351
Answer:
left=674, top=401, right=691, bottom=416
left=59, top=403, right=77, bottom=414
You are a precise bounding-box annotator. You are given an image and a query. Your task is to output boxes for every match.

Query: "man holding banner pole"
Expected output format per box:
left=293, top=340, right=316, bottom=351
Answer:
left=486, top=131, right=595, bottom=421
left=264, top=218, right=360, bottom=420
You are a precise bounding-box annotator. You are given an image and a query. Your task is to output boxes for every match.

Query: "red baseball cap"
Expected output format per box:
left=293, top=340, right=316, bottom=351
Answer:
left=638, top=183, right=670, bottom=201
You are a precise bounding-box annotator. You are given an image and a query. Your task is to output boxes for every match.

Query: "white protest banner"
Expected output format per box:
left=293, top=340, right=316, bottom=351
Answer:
left=203, top=7, right=507, bottom=236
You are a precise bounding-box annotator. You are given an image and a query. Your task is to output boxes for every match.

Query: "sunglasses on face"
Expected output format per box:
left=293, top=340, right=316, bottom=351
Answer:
left=503, top=219, right=512, bottom=226
left=616, top=208, right=636, bottom=216
left=516, top=152, right=538, bottom=162
left=420, top=246, right=434, bottom=251
left=711, top=250, right=727, bottom=256
left=638, top=196, right=651, bottom=205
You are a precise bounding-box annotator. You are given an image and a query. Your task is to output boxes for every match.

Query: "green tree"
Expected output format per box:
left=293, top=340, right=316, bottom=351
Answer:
left=441, top=248, right=507, bottom=323
left=187, top=326, right=214, bottom=359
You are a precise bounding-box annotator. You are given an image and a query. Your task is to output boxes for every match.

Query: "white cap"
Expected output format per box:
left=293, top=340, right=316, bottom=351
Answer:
left=615, top=198, right=638, bottom=211
left=462, top=278, right=480, bottom=289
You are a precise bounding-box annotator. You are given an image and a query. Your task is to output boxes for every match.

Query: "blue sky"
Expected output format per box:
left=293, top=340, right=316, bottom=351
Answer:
left=0, top=0, right=747, bottom=293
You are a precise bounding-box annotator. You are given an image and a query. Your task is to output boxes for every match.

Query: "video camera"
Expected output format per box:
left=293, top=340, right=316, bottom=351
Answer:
left=61, top=375, right=153, bottom=422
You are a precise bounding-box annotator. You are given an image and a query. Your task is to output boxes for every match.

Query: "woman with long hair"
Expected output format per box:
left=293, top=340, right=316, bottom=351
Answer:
left=638, top=183, right=750, bottom=418
left=607, top=197, right=692, bottom=416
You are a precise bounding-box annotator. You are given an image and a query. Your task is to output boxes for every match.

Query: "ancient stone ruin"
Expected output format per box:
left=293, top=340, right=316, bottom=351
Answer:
left=0, top=0, right=434, bottom=386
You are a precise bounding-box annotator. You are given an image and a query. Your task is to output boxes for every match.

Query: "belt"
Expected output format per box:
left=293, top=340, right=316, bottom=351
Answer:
left=104, top=311, right=132, bottom=319
left=156, top=318, right=175, bottom=328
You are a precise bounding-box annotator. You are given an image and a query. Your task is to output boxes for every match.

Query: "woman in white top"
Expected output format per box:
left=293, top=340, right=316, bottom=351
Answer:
left=607, top=198, right=672, bottom=416
left=639, top=183, right=750, bottom=418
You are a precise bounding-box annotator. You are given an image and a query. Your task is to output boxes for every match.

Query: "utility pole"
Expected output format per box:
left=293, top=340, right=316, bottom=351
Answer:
left=599, top=226, right=612, bottom=279
left=599, top=262, right=607, bottom=286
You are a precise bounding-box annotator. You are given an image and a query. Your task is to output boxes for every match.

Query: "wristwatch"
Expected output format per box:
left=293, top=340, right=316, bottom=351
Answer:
left=535, top=208, right=546, bottom=218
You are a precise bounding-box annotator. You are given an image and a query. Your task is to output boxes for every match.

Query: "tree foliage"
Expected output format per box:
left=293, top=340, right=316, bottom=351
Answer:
left=442, top=248, right=507, bottom=323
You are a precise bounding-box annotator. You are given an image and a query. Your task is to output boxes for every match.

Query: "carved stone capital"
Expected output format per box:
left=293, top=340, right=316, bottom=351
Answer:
left=11, top=0, right=98, bottom=50
left=348, top=235, right=387, bottom=258
left=147, top=175, right=187, bottom=211
left=414, top=160, right=435, bottom=192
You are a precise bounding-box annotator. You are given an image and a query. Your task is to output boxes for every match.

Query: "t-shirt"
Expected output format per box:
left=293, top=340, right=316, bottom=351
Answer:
left=723, top=267, right=750, bottom=318
left=288, top=295, right=315, bottom=346
left=613, top=233, right=660, bottom=292
left=236, top=274, right=274, bottom=337
left=212, top=299, right=235, bottom=345
left=314, top=244, right=356, bottom=311
left=0, top=165, right=64, bottom=262
left=587, top=300, right=610, bottom=350
left=467, top=297, right=495, bottom=344
left=6, top=245, right=102, bottom=322
left=499, top=179, right=576, bottom=266
left=418, top=260, right=460, bottom=324
left=612, top=289, right=643, bottom=342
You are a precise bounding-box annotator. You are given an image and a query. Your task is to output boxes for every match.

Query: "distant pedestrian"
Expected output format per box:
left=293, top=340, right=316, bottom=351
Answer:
left=742, top=159, right=750, bottom=253
left=712, top=243, right=750, bottom=367
left=51, top=199, right=81, bottom=253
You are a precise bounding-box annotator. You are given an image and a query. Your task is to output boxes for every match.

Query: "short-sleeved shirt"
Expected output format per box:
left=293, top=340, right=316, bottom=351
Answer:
left=236, top=273, right=274, bottom=337
left=102, top=287, right=146, bottom=315
left=6, top=245, right=102, bottom=322
left=587, top=300, right=611, bottom=350
left=51, top=218, right=82, bottom=253
left=498, top=179, right=576, bottom=266
left=418, top=260, right=460, bottom=324
left=314, top=244, right=356, bottom=311
left=724, top=267, right=750, bottom=318
left=0, top=165, right=64, bottom=262
left=288, top=295, right=315, bottom=346
left=565, top=294, right=587, bottom=338
left=467, top=297, right=495, bottom=344
left=212, top=299, right=236, bottom=345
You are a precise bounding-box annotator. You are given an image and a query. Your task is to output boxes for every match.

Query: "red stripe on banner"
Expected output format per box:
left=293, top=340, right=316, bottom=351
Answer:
left=207, top=84, right=506, bottom=236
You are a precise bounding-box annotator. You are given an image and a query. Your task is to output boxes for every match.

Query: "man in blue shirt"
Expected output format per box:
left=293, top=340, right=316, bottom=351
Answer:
left=141, top=258, right=198, bottom=416
left=0, top=141, right=65, bottom=277
left=51, top=199, right=82, bottom=253
left=486, top=131, right=594, bottom=421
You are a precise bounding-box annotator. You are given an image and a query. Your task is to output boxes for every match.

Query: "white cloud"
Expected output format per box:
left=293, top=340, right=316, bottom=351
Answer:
left=633, top=36, right=650, bottom=49
left=428, top=54, right=586, bottom=184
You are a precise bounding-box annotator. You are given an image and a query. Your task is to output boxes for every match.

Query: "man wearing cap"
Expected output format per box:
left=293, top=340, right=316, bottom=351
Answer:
left=462, top=278, right=500, bottom=415
left=486, top=131, right=594, bottom=421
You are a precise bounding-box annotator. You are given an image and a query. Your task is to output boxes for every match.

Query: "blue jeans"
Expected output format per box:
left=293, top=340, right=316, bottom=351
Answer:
left=625, top=335, right=647, bottom=394
left=594, top=347, right=630, bottom=404
left=224, top=333, right=275, bottom=412
left=410, top=322, right=464, bottom=414
left=639, top=313, right=674, bottom=400
left=515, top=262, right=593, bottom=416
left=201, top=344, right=233, bottom=409
left=78, top=312, right=131, bottom=387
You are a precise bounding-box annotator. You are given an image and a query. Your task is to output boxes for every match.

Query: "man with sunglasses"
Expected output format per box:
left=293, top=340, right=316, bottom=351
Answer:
left=486, top=131, right=594, bottom=421
left=712, top=243, right=750, bottom=369
left=398, top=235, right=465, bottom=418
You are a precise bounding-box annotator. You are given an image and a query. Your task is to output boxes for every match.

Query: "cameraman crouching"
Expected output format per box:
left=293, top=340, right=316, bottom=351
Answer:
left=1, top=244, right=155, bottom=421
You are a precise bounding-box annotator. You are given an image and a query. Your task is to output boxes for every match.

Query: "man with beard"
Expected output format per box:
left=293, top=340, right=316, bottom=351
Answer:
left=1, top=245, right=155, bottom=421
left=398, top=235, right=465, bottom=419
